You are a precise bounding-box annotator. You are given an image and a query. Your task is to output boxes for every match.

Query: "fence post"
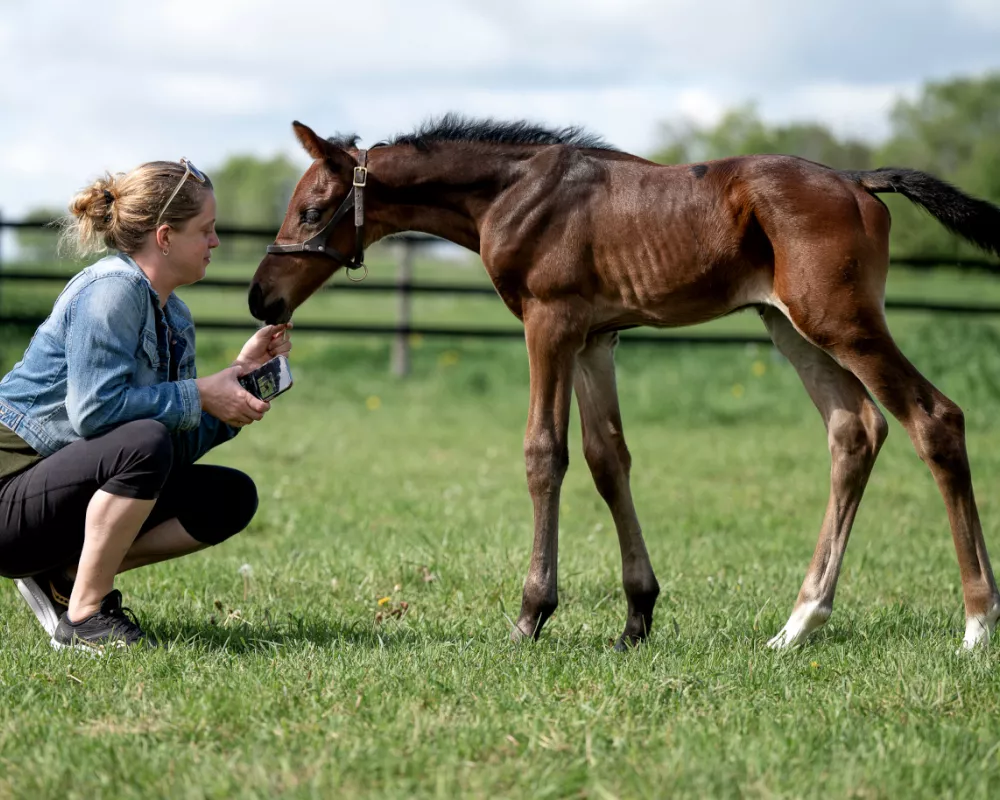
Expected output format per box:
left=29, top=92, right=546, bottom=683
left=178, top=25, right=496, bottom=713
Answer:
left=391, top=239, right=415, bottom=376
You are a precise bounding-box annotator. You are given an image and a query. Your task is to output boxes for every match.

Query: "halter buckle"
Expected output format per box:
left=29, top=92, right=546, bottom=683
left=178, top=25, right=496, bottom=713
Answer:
left=353, top=166, right=368, bottom=187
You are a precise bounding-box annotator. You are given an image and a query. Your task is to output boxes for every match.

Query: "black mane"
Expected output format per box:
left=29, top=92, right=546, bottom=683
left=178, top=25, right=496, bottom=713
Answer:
left=326, top=132, right=361, bottom=150
left=385, top=113, right=617, bottom=152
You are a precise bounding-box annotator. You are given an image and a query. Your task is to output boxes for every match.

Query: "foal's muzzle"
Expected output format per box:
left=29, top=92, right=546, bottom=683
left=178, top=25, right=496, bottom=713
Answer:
left=248, top=281, right=290, bottom=325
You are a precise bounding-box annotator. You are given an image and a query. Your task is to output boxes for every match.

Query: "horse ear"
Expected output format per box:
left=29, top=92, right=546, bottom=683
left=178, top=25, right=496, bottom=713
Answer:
left=292, top=121, right=356, bottom=175
left=292, top=121, right=333, bottom=160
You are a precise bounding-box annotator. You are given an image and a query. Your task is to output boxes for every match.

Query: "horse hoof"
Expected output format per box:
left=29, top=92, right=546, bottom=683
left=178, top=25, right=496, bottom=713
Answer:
left=768, top=601, right=830, bottom=649
left=510, top=619, right=540, bottom=643
left=961, top=602, right=1000, bottom=650
left=613, top=634, right=643, bottom=652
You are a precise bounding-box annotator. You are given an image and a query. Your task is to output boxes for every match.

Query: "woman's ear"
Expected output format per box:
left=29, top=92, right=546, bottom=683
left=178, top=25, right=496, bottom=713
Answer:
left=155, top=224, right=170, bottom=252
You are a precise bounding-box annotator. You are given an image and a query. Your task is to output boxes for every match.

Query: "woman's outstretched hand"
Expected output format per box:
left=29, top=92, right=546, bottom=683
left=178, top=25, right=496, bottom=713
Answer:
left=233, top=323, right=293, bottom=374
left=195, top=367, right=270, bottom=427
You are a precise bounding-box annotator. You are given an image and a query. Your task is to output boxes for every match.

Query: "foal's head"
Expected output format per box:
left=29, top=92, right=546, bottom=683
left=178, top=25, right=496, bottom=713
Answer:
left=250, top=114, right=618, bottom=324
left=249, top=121, right=363, bottom=324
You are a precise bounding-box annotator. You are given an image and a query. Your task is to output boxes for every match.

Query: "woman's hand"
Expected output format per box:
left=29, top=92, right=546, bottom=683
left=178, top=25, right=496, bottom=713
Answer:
left=233, top=323, right=293, bottom=374
left=195, top=367, right=270, bottom=427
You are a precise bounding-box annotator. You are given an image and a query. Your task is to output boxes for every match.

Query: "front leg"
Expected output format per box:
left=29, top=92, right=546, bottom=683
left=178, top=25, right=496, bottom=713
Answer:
left=512, top=301, right=589, bottom=642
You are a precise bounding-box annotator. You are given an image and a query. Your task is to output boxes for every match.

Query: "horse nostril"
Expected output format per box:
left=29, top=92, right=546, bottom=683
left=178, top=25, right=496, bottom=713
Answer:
left=264, top=298, right=289, bottom=325
left=248, top=282, right=265, bottom=319
left=248, top=281, right=290, bottom=324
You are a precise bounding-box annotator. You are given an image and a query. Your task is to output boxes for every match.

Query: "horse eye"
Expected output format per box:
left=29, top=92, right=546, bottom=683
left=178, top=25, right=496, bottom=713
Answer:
left=301, top=208, right=322, bottom=225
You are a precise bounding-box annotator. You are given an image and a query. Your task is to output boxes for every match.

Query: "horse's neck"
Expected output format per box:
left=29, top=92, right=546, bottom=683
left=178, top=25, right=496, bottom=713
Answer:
left=370, top=145, right=521, bottom=252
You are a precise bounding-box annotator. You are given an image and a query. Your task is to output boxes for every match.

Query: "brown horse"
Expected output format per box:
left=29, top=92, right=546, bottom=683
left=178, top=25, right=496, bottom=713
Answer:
left=250, top=116, right=1000, bottom=650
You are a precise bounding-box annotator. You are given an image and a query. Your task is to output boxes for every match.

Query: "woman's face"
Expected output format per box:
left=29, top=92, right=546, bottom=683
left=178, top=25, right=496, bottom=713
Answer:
left=168, top=191, right=220, bottom=284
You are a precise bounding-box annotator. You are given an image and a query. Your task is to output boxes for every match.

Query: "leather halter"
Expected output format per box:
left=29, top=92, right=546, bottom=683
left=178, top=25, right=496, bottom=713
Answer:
left=265, top=149, right=369, bottom=278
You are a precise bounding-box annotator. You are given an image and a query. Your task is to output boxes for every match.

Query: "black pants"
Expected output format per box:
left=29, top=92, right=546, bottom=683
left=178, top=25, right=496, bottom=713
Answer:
left=0, top=419, right=257, bottom=578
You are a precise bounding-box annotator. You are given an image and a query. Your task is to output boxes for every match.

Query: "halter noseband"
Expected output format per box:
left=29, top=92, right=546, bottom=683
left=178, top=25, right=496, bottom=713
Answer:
left=265, top=149, right=370, bottom=279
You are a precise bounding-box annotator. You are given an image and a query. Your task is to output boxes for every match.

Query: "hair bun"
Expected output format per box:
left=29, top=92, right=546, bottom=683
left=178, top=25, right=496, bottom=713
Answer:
left=68, top=174, right=119, bottom=230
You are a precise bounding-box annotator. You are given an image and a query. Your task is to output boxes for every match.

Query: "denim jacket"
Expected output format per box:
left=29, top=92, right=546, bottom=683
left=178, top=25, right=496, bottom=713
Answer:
left=0, top=253, right=237, bottom=463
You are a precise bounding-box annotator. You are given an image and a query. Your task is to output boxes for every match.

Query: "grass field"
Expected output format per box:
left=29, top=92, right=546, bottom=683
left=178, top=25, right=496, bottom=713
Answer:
left=2, top=252, right=1000, bottom=797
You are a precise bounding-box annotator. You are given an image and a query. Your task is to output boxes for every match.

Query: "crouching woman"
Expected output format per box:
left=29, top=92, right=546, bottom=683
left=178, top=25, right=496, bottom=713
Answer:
left=0, top=158, right=291, bottom=650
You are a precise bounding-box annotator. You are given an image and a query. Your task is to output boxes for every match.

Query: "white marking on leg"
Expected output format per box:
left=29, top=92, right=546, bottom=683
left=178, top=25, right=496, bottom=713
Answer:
left=767, top=600, right=831, bottom=649
left=961, top=603, right=1000, bottom=650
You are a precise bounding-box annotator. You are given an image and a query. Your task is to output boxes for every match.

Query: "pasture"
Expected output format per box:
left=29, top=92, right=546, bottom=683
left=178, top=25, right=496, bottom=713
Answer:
left=2, top=249, right=1000, bottom=797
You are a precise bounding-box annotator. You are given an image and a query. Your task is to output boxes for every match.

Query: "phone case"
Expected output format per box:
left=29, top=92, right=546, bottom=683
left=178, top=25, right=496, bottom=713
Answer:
left=238, top=355, right=293, bottom=400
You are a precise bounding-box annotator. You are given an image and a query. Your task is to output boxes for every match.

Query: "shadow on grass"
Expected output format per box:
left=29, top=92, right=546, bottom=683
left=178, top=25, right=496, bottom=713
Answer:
left=148, top=610, right=633, bottom=654
left=771, top=604, right=965, bottom=650
left=150, top=615, right=467, bottom=653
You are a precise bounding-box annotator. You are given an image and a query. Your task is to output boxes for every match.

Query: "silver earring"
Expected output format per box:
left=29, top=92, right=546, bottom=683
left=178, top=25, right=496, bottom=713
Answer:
left=162, top=249, right=169, bottom=256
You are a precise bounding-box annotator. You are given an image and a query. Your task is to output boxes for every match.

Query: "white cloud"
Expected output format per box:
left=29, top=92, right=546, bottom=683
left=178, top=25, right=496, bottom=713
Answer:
left=675, top=89, right=727, bottom=127
left=758, top=82, right=918, bottom=141
left=153, top=74, right=275, bottom=115
left=953, top=0, right=1000, bottom=27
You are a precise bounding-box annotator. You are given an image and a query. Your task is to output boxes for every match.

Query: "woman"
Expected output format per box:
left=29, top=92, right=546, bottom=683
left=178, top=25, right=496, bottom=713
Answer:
left=0, top=158, right=290, bottom=651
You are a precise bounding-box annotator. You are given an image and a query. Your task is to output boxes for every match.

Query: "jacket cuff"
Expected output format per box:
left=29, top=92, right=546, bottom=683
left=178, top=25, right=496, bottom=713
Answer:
left=177, top=379, right=202, bottom=430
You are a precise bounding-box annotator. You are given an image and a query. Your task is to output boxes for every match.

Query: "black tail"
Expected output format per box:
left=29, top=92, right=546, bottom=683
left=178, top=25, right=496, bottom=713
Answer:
left=842, top=167, right=1000, bottom=258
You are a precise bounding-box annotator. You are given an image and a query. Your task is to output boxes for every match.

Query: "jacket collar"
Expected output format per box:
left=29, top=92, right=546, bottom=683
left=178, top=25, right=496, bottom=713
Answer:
left=113, top=252, right=184, bottom=317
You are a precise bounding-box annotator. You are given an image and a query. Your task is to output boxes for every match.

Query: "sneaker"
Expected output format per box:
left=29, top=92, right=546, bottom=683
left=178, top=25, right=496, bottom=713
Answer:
left=51, top=589, right=156, bottom=652
left=15, top=570, right=73, bottom=637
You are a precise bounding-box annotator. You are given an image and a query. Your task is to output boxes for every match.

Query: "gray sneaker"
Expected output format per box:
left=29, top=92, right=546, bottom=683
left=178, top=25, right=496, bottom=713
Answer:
left=51, top=589, right=156, bottom=652
left=15, top=570, right=73, bottom=637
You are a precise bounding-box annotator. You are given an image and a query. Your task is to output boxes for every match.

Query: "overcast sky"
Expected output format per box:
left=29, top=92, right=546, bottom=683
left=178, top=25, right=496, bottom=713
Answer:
left=1, top=0, right=999, bottom=219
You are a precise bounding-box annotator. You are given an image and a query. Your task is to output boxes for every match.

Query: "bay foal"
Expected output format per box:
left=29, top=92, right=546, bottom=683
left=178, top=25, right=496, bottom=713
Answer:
left=250, top=117, right=1000, bottom=649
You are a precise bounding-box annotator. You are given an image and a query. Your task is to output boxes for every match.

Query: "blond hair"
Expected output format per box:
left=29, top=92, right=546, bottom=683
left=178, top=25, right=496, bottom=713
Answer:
left=59, top=161, right=214, bottom=258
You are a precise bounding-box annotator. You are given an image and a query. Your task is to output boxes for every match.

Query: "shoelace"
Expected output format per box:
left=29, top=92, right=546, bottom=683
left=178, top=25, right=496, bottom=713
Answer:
left=101, top=592, right=145, bottom=641
left=115, top=604, right=142, bottom=628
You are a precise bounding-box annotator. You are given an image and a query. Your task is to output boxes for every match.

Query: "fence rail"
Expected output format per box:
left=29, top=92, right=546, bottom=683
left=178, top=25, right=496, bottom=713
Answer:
left=5, top=268, right=1000, bottom=317
left=3, top=217, right=1000, bottom=374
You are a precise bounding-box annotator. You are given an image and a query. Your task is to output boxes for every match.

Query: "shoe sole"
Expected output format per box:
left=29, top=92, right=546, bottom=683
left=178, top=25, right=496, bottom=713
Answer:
left=49, top=637, right=127, bottom=654
left=15, top=578, right=60, bottom=637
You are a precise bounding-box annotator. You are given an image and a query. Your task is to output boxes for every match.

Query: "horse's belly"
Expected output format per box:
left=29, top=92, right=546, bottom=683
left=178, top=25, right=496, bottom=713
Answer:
left=592, top=259, right=774, bottom=330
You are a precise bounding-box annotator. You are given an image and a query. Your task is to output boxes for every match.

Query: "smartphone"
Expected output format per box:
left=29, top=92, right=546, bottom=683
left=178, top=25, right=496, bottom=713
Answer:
left=238, top=355, right=294, bottom=401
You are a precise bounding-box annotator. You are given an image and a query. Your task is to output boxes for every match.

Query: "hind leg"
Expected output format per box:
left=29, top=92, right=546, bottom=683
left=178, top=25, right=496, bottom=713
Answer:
left=761, top=308, right=889, bottom=647
left=574, top=332, right=659, bottom=649
left=819, top=326, right=1000, bottom=648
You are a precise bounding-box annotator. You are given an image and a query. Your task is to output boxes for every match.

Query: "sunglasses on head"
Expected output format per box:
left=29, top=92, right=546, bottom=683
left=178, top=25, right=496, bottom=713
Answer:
left=155, top=158, right=208, bottom=226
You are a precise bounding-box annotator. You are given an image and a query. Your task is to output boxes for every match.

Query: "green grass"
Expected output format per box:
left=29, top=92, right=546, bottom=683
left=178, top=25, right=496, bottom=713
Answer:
left=2, top=256, right=1000, bottom=797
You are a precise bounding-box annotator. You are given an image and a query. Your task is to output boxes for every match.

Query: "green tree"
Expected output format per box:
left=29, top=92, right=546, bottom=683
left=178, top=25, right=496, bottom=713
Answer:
left=650, top=104, right=873, bottom=170
left=209, top=154, right=304, bottom=262
left=649, top=75, right=1000, bottom=259
left=877, top=73, right=1000, bottom=257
